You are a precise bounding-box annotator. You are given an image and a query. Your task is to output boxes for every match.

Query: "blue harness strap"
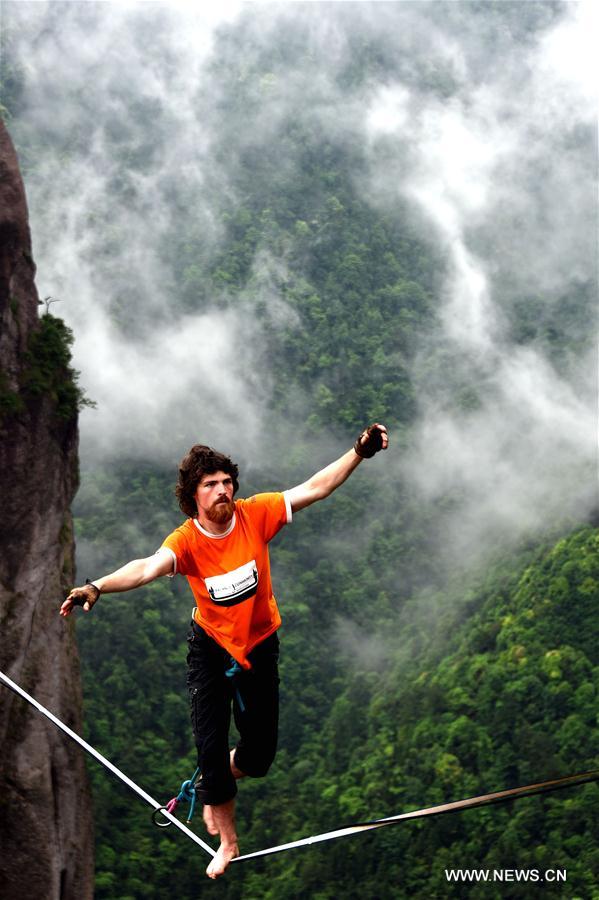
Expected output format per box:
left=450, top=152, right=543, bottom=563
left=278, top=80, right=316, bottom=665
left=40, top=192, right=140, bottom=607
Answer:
left=165, top=766, right=201, bottom=822
left=225, top=657, right=246, bottom=713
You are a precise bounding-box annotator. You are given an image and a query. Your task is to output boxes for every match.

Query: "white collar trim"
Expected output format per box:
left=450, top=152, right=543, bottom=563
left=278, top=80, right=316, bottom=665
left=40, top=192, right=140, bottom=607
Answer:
left=193, top=513, right=236, bottom=539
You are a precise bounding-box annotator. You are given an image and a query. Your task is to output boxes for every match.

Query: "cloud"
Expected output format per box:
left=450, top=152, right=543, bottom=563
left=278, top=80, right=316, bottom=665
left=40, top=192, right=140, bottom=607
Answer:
left=77, top=305, right=273, bottom=463
left=361, top=1, right=597, bottom=554
left=6, top=1, right=276, bottom=465
left=5, top=1, right=596, bottom=561
left=332, top=616, right=390, bottom=672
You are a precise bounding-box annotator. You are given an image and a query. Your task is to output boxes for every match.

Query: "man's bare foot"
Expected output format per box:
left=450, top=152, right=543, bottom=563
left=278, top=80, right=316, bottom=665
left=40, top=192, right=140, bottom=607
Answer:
left=203, top=798, right=238, bottom=878
left=203, top=804, right=218, bottom=835
left=206, top=841, right=239, bottom=879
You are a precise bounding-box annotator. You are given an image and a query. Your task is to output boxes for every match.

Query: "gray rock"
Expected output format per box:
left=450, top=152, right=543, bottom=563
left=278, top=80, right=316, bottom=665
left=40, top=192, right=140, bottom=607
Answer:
left=0, top=120, right=94, bottom=900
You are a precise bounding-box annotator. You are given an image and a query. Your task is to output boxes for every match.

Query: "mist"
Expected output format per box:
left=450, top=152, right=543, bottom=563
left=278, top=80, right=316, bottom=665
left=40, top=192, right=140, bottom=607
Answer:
left=361, top=0, right=597, bottom=557
left=3, top=0, right=596, bottom=562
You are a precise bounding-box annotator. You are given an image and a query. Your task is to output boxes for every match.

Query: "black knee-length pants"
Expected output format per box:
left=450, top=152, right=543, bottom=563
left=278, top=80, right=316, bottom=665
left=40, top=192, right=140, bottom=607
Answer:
left=186, top=620, right=280, bottom=806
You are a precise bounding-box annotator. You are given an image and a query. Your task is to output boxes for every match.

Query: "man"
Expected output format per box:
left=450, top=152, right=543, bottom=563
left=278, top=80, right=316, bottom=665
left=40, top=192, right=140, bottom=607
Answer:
left=61, top=423, right=388, bottom=878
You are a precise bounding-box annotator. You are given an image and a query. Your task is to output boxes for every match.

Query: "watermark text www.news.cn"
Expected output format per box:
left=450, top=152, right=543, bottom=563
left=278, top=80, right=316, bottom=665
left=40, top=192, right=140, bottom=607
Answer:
left=445, top=868, right=566, bottom=884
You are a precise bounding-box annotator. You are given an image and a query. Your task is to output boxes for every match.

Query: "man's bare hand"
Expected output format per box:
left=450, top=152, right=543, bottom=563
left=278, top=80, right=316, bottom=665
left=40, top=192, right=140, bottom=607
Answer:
left=354, top=423, right=389, bottom=458
left=60, top=582, right=100, bottom=617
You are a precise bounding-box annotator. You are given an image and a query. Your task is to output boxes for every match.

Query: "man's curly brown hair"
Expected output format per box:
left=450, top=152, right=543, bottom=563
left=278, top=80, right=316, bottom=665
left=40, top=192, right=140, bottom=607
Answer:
left=175, top=445, right=240, bottom=518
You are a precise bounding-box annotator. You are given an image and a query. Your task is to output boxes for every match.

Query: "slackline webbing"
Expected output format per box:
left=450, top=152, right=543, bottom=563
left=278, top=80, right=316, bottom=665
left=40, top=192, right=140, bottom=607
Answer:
left=0, top=670, right=215, bottom=858
left=231, top=767, right=599, bottom=862
left=3, top=669, right=598, bottom=865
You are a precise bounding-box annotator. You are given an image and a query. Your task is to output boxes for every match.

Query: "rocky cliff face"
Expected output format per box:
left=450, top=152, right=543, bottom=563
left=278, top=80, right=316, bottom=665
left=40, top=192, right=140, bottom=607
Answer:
left=0, top=121, right=94, bottom=900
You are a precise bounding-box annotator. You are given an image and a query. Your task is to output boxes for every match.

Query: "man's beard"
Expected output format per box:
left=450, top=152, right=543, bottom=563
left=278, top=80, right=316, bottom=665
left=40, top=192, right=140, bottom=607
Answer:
left=206, top=497, right=235, bottom=525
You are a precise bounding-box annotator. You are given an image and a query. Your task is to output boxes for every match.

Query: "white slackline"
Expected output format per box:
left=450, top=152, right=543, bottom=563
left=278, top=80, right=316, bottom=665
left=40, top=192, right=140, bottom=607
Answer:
left=4, top=669, right=598, bottom=867
left=0, top=669, right=215, bottom=858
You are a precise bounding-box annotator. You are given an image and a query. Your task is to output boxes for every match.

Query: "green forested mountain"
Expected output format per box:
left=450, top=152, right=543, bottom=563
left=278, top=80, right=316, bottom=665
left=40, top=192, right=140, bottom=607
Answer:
left=76, top=502, right=599, bottom=898
left=2, top=2, right=597, bottom=898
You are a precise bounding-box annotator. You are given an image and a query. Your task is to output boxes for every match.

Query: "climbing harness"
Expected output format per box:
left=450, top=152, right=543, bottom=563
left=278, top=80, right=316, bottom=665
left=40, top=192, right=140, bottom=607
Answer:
left=3, top=668, right=599, bottom=865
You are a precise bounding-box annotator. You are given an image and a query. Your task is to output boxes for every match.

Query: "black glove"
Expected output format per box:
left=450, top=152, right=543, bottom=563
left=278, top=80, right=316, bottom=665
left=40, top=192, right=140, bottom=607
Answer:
left=68, top=579, right=101, bottom=609
left=354, top=424, right=387, bottom=459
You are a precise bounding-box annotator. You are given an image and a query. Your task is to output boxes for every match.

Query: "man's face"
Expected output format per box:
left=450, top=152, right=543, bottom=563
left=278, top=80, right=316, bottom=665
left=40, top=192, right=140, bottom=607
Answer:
left=195, top=470, right=235, bottom=524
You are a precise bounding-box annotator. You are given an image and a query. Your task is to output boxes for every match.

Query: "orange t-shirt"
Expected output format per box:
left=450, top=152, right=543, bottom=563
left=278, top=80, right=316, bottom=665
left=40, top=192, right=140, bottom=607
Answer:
left=161, top=492, right=292, bottom=668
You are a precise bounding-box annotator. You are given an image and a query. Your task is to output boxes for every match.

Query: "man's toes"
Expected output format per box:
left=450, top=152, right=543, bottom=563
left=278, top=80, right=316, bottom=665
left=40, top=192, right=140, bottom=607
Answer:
left=206, top=843, right=239, bottom=879
left=207, top=861, right=222, bottom=879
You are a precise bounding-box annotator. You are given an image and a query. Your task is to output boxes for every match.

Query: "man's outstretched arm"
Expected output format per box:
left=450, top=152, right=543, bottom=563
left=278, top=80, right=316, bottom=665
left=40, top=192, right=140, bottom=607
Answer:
left=286, top=423, right=388, bottom=513
left=59, top=550, right=174, bottom=617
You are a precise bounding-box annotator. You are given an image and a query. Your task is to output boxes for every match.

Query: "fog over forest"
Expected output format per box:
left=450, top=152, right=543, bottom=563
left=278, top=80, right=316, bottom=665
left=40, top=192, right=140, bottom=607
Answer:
left=4, top=0, right=596, bottom=561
